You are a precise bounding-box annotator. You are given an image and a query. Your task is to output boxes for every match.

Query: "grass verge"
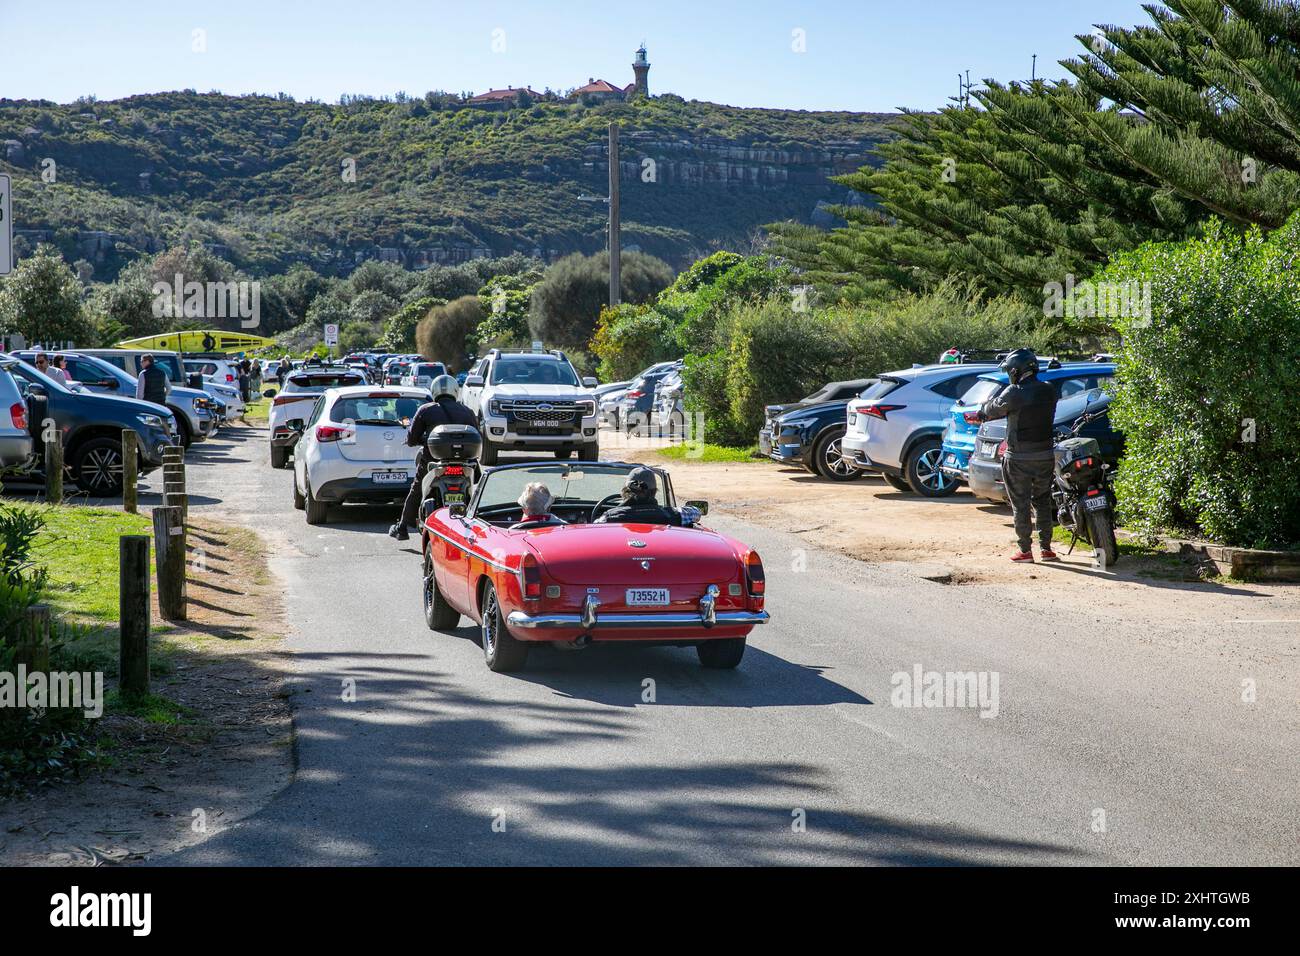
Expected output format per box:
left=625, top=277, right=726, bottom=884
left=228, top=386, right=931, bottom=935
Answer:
left=656, top=442, right=761, bottom=463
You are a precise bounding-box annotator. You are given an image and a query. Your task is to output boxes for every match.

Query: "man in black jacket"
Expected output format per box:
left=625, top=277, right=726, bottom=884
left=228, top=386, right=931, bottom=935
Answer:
left=968, top=348, right=1059, bottom=562
left=135, top=353, right=171, bottom=408
left=594, top=466, right=685, bottom=526
left=390, top=375, right=476, bottom=540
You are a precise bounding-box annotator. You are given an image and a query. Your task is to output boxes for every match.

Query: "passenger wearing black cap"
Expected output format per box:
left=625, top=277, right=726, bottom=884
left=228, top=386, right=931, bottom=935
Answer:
left=594, top=466, right=684, bottom=526
left=967, top=348, right=1059, bottom=563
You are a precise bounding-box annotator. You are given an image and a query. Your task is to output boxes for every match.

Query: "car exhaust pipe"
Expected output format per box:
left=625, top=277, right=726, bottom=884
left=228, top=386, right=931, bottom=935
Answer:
left=572, top=634, right=592, bottom=649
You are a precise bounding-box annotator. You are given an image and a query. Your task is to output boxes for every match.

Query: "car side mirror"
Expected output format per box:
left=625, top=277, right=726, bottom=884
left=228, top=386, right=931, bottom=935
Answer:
left=287, top=418, right=305, bottom=432
left=582, top=377, right=598, bottom=388
left=262, top=387, right=278, bottom=399
left=684, top=499, right=709, bottom=516
left=464, top=375, right=484, bottom=387
left=26, top=383, right=46, bottom=397
left=448, top=502, right=467, bottom=518
left=101, top=378, right=119, bottom=389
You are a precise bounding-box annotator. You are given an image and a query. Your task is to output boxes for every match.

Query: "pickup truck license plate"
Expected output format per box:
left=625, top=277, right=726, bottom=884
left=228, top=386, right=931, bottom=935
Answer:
left=372, top=470, right=409, bottom=484
left=1083, top=495, right=1109, bottom=512
left=534, top=419, right=561, bottom=428
left=625, top=587, right=670, bottom=607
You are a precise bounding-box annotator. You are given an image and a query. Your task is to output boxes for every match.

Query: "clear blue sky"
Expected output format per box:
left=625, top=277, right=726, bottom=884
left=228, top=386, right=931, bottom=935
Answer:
left=2, top=0, right=1152, bottom=111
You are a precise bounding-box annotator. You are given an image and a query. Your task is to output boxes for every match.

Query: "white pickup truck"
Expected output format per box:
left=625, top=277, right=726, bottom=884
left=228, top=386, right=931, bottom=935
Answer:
left=460, top=348, right=600, bottom=465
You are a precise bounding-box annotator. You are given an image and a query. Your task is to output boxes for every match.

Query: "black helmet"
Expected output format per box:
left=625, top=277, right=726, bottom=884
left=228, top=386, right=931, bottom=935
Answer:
left=1000, top=348, right=1039, bottom=384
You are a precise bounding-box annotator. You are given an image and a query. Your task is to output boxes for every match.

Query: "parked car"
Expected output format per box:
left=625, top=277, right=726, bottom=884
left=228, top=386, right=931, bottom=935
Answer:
left=2, top=353, right=176, bottom=495
left=652, top=368, right=686, bottom=437
left=614, top=361, right=681, bottom=432
left=20, top=350, right=217, bottom=447
left=758, top=378, right=878, bottom=464
left=940, top=362, right=1116, bottom=482
left=840, top=364, right=999, bottom=495
left=0, top=359, right=34, bottom=470
left=598, top=383, right=631, bottom=425
left=401, top=361, right=448, bottom=391
left=183, top=359, right=245, bottom=417
left=419, top=460, right=767, bottom=672
left=290, top=385, right=427, bottom=524
left=382, top=360, right=411, bottom=385
left=762, top=380, right=879, bottom=481
left=967, top=391, right=1126, bottom=503
left=268, top=363, right=367, bottom=468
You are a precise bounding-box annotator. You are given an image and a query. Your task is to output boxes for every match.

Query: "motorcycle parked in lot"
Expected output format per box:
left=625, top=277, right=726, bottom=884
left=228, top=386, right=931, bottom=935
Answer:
left=1052, top=397, right=1119, bottom=567
left=419, top=424, right=482, bottom=522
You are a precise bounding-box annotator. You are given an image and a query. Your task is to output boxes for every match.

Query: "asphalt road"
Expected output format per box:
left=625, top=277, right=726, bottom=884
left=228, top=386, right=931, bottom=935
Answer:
left=161, top=427, right=1297, bottom=866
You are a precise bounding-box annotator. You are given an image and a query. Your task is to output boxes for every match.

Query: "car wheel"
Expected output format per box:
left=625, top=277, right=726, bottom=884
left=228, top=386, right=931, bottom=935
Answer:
left=904, top=438, right=959, bottom=497
left=270, top=445, right=288, bottom=469
left=423, top=547, right=460, bottom=630
left=697, top=637, right=746, bottom=669
left=479, top=434, right=499, bottom=466
left=813, top=428, right=862, bottom=481
left=304, top=480, right=329, bottom=525
left=579, top=442, right=599, bottom=461
left=292, top=472, right=306, bottom=510
left=71, top=437, right=125, bottom=496
left=882, top=473, right=911, bottom=492
left=554, top=448, right=572, bottom=459
left=479, top=582, right=527, bottom=672
left=175, top=415, right=193, bottom=448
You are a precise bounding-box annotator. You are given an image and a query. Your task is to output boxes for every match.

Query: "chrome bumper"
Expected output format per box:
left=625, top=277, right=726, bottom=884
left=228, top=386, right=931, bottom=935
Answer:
left=507, top=588, right=769, bottom=631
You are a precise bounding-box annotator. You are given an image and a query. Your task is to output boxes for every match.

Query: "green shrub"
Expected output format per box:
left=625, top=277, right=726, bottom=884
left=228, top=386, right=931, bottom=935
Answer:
left=591, top=304, right=683, bottom=381
left=1102, top=218, right=1300, bottom=548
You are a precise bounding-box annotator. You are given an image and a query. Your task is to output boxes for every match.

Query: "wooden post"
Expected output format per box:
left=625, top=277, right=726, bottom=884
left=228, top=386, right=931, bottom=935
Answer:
left=44, top=430, right=63, bottom=504
left=152, top=505, right=187, bottom=621
left=119, top=535, right=151, bottom=697
left=16, top=604, right=51, bottom=672
left=165, top=490, right=189, bottom=524
left=121, top=429, right=138, bottom=514
left=608, top=121, right=621, bottom=308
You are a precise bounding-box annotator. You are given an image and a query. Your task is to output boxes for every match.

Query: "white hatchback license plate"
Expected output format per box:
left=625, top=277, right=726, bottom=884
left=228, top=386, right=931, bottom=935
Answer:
left=625, top=587, right=670, bottom=607
left=1083, top=495, right=1109, bottom=512
left=372, top=470, right=409, bottom=484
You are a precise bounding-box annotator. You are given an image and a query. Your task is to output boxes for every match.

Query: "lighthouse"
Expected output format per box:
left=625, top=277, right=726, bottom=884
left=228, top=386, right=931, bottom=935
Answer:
left=632, top=44, right=650, bottom=98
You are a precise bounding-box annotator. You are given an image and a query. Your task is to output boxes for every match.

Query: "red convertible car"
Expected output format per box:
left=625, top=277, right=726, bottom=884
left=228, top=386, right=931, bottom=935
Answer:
left=419, top=460, right=768, bottom=672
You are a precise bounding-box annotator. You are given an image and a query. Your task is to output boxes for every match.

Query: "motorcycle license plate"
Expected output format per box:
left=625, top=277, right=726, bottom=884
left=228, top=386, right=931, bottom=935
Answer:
left=626, top=587, right=670, bottom=607
left=372, top=470, right=409, bottom=484
left=1083, top=495, right=1109, bottom=512
left=443, top=492, right=465, bottom=504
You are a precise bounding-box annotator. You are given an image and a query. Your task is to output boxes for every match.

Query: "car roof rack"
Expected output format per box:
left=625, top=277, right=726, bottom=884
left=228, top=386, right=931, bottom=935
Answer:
left=486, top=347, right=570, bottom=363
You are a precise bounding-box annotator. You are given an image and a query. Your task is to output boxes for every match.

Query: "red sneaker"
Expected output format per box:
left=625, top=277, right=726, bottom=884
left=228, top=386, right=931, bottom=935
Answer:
left=1010, top=551, right=1034, bottom=562
left=1040, top=549, right=1060, bottom=561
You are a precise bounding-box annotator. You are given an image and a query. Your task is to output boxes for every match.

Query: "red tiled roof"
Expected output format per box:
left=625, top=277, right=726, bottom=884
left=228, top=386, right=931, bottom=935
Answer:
left=571, top=79, right=623, bottom=95
left=469, top=87, right=541, bottom=102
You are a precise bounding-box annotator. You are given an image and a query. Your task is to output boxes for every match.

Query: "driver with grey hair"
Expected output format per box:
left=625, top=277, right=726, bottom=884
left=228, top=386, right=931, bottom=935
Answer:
left=511, top=482, right=562, bottom=530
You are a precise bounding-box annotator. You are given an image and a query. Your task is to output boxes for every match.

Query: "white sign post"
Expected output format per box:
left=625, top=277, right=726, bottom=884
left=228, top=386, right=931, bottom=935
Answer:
left=0, top=174, right=12, bottom=277
left=324, top=322, right=339, bottom=355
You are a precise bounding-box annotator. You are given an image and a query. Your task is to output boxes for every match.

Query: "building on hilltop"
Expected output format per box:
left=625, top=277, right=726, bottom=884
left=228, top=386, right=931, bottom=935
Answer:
left=631, top=44, right=650, bottom=98
left=474, top=46, right=652, bottom=107
left=468, top=86, right=542, bottom=109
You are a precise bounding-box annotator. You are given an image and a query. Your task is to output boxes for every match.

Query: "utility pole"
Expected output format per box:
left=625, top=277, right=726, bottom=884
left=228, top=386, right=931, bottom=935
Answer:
left=1032, top=54, right=1037, bottom=82
left=608, top=122, right=621, bottom=308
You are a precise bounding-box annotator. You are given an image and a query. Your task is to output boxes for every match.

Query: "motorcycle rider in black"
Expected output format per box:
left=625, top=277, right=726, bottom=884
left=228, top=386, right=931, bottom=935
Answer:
left=969, top=348, right=1059, bottom=562
left=390, top=374, right=476, bottom=541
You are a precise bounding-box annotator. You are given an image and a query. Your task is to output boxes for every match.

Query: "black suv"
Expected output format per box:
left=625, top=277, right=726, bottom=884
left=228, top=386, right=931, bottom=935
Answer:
left=2, top=354, right=177, bottom=495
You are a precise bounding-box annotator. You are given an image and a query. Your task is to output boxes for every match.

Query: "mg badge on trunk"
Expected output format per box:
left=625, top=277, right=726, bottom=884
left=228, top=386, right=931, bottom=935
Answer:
left=628, top=539, right=647, bottom=548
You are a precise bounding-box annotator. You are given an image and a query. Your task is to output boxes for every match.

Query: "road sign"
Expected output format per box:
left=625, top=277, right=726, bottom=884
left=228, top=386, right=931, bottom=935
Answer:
left=0, top=174, right=11, bottom=276
left=324, top=323, right=339, bottom=346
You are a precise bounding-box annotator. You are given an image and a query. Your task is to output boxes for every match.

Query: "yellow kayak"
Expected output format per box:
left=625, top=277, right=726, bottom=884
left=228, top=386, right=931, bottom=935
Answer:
left=115, top=330, right=277, bottom=354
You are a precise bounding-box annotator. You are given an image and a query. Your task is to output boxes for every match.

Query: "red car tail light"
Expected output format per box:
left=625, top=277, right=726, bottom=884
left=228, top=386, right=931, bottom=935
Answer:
left=273, top=394, right=310, bottom=407
left=10, top=402, right=27, bottom=431
left=996, top=439, right=1007, bottom=459
left=626, top=389, right=644, bottom=399
left=518, top=552, right=542, bottom=600
left=745, top=550, right=765, bottom=596
left=857, top=403, right=906, bottom=421
left=225, top=373, right=234, bottom=383
left=315, top=425, right=350, bottom=442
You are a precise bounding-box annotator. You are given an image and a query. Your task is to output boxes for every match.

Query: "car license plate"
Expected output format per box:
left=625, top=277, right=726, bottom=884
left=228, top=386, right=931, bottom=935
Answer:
left=625, top=587, right=670, bottom=607
left=372, top=470, right=409, bottom=484
left=945, top=453, right=958, bottom=466
left=534, top=420, right=561, bottom=428
left=981, top=442, right=998, bottom=457
left=1083, top=495, right=1109, bottom=512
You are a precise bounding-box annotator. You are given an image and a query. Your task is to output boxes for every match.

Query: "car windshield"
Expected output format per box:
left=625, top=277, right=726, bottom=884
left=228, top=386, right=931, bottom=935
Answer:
left=153, top=355, right=184, bottom=383
left=475, top=463, right=668, bottom=517
left=287, top=373, right=364, bottom=392
left=958, top=379, right=1004, bottom=406
left=329, top=395, right=423, bottom=425
left=415, top=364, right=445, bottom=376
left=490, top=358, right=579, bottom=387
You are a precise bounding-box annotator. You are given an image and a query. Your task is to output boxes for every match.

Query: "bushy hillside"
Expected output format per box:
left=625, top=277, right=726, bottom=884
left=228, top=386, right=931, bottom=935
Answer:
left=0, top=91, right=895, bottom=280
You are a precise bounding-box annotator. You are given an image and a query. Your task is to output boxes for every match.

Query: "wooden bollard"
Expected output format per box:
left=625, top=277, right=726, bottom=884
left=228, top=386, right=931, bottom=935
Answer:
left=16, top=604, right=51, bottom=672
left=121, top=430, right=138, bottom=513
left=165, top=490, right=189, bottom=523
left=119, top=535, right=151, bottom=697
left=152, top=505, right=187, bottom=621
left=44, top=430, right=63, bottom=504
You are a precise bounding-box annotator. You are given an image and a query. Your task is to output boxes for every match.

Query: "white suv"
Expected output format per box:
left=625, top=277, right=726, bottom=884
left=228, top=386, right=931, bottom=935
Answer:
left=290, top=385, right=427, bottom=524
left=460, top=349, right=599, bottom=464
left=268, top=363, right=367, bottom=468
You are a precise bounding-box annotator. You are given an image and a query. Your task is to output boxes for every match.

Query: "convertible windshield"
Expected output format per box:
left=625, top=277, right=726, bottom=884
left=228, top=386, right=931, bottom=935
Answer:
left=475, top=464, right=669, bottom=518
left=490, top=357, right=579, bottom=387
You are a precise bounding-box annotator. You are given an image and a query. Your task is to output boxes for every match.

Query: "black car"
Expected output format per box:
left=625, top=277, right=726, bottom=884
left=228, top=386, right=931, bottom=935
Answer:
left=759, top=379, right=878, bottom=481
left=2, top=353, right=177, bottom=496
left=968, top=391, right=1125, bottom=502
left=614, top=361, right=682, bottom=431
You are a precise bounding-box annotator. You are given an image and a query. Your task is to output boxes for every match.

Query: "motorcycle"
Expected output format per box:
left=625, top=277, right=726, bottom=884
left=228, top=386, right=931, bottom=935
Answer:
left=1052, top=397, right=1119, bottom=567
left=418, top=424, right=482, bottom=522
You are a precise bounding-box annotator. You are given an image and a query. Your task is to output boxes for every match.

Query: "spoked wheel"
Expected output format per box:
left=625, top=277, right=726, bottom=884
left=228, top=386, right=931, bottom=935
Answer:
left=905, top=439, right=959, bottom=497
left=813, top=428, right=862, bottom=481
left=72, top=437, right=125, bottom=496
left=423, top=548, right=460, bottom=629
left=479, top=582, right=528, bottom=672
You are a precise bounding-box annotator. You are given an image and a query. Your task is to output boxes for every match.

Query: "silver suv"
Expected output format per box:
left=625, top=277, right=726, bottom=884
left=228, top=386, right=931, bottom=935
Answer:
left=840, top=364, right=998, bottom=496
left=0, top=358, right=34, bottom=470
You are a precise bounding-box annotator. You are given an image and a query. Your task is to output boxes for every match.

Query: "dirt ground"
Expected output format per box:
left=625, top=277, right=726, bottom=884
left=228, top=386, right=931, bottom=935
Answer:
left=0, top=515, right=292, bottom=866
left=601, top=431, right=1300, bottom=632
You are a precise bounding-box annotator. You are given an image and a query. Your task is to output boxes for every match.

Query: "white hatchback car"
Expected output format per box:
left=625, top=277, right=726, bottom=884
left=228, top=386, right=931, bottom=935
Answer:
left=400, top=361, right=447, bottom=392
left=290, top=385, right=426, bottom=524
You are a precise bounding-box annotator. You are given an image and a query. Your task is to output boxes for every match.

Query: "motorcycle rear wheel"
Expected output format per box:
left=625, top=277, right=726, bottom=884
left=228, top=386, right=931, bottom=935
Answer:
left=1084, top=509, right=1119, bottom=568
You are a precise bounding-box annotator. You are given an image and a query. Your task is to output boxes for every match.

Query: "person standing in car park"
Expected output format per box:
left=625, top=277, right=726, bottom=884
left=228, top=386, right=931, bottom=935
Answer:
left=237, top=359, right=252, bottom=403
left=276, top=355, right=291, bottom=387
left=135, top=352, right=171, bottom=408
left=967, top=348, right=1059, bottom=562
left=389, top=374, right=477, bottom=541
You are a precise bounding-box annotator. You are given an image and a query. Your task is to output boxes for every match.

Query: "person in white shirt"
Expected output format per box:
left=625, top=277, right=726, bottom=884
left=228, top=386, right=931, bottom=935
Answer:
left=33, top=352, right=69, bottom=386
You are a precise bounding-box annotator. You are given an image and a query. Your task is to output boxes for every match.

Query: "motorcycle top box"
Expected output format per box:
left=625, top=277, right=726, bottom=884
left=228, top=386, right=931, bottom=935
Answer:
left=426, top=424, right=482, bottom=461
left=1055, top=435, right=1103, bottom=476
